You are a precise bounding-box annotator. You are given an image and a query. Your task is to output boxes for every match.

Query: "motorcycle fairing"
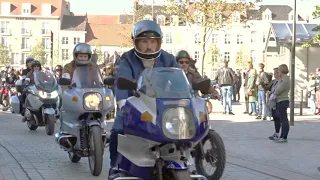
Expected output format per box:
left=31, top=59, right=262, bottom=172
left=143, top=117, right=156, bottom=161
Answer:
left=116, top=92, right=208, bottom=179
left=25, top=85, right=43, bottom=111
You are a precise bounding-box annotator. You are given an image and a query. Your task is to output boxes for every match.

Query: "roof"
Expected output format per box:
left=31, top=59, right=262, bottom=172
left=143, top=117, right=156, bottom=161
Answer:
left=247, top=5, right=304, bottom=21
left=85, top=24, right=132, bottom=47
left=270, top=23, right=319, bottom=44
left=87, top=15, right=119, bottom=24
left=61, top=15, right=87, bottom=31
left=0, top=0, right=66, bottom=16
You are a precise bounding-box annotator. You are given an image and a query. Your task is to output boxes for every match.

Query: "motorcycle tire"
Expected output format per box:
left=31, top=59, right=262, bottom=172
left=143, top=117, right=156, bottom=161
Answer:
left=170, top=169, right=191, bottom=180
left=27, top=120, right=38, bottom=130
left=68, top=151, right=81, bottom=163
left=206, top=100, right=213, bottom=114
left=195, top=130, right=226, bottom=180
left=45, top=114, right=55, bottom=136
left=88, top=126, right=103, bottom=176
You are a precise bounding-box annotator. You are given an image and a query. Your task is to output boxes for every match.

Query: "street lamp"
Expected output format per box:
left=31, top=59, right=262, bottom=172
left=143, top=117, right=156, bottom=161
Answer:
left=289, top=0, right=297, bottom=126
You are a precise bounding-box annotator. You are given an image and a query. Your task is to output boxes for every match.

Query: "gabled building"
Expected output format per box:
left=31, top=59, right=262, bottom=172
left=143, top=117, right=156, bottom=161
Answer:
left=264, top=22, right=319, bottom=101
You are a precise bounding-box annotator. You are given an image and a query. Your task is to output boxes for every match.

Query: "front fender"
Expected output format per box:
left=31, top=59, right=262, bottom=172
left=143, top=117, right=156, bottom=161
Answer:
left=87, top=120, right=101, bottom=127
left=44, top=108, right=55, bottom=115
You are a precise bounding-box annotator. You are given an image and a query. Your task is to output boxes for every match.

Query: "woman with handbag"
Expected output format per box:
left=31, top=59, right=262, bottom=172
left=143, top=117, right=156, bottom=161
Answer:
left=246, top=68, right=258, bottom=116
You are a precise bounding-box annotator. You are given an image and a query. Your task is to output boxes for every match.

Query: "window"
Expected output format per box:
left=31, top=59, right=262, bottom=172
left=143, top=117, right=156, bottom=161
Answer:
left=237, top=34, right=243, bottom=44
left=194, top=51, right=200, bottom=62
left=224, top=34, right=230, bottom=44
left=250, top=50, right=256, bottom=63
left=251, top=31, right=257, bottom=43
left=21, top=3, right=31, bottom=15
left=21, top=22, right=31, bottom=34
left=144, top=14, right=152, bottom=21
left=62, top=37, right=68, bottom=44
left=0, top=21, right=9, bottom=34
left=21, top=53, right=29, bottom=62
left=11, top=53, right=19, bottom=64
left=157, top=16, right=165, bottom=26
left=42, top=38, right=50, bottom=49
left=224, top=52, right=230, bottom=61
left=1, top=2, right=11, bottom=15
left=211, top=52, right=218, bottom=63
left=263, top=32, right=266, bottom=43
left=74, top=37, right=80, bottom=45
left=1, top=37, right=9, bottom=47
left=62, top=49, right=69, bottom=60
left=165, top=32, right=172, bottom=44
left=279, top=46, right=286, bottom=56
left=195, top=33, right=201, bottom=44
left=41, top=22, right=50, bottom=34
left=212, top=34, right=218, bottom=44
left=42, top=4, right=52, bottom=16
left=21, top=38, right=30, bottom=49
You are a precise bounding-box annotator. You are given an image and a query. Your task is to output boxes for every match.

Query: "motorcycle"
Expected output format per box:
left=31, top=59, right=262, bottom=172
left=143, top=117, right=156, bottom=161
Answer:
left=55, top=65, right=115, bottom=176
left=202, top=86, right=220, bottom=114
left=11, top=70, right=59, bottom=135
left=1, top=82, right=14, bottom=111
left=108, top=67, right=226, bottom=180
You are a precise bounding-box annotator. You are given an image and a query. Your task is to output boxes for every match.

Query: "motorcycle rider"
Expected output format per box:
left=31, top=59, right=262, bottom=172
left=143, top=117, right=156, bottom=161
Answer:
left=21, top=60, right=42, bottom=122
left=22, top=57, right=34, bottom=77
left=109, top=20, right=180, bottom=177
left=54, top=65, right=63, bottom=80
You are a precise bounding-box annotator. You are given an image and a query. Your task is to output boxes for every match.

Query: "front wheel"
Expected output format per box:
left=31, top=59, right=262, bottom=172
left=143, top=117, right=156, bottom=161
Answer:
left=88, top=126, right=103, bottom=176
left=195, top=130, right=226, bottom=180
left=45, top=114, right=55, bottom=135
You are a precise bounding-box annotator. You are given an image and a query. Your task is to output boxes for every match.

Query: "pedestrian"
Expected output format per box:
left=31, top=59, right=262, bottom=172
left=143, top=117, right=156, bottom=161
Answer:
left=256, top=63, right=269, bottom=120
left=243, top=61, right=253, bottom=114
left=246, top=68, right=257, bottom=116
left=270, top=64, right=290, bottom=143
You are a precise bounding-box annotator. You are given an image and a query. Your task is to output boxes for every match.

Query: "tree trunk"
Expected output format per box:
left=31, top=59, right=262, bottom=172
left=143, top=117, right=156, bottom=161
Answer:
left=201, top=26, right=207, bottom=77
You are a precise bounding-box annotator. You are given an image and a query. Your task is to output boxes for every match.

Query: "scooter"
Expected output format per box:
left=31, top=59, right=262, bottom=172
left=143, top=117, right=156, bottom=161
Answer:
left=55, top=65, right=115, bottom=176
left=108, top=67, right=226, bottom=180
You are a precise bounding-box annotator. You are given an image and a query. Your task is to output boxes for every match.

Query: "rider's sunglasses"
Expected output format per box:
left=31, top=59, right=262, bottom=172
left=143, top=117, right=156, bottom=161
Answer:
left=33, top=65, right=40, bottom=67
left=179, top=61, right=189, bottom=65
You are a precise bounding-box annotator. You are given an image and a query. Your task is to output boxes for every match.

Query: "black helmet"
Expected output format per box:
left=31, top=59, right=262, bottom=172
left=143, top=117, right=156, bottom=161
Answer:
left=55, top=65, right=63, bottom=72
left=73, top=43, right=92, bottom=66
left=26, top=57, right=34, bottom=65
left=132, top=20, right=162, bottom=61
left=31, top=60, right=42, bottom=70
left=175, top=50, right=191, bottom=62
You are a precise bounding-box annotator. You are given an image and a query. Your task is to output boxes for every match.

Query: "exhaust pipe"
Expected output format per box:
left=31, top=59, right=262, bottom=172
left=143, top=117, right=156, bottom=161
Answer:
left=55, top=133, right=74, bottom=149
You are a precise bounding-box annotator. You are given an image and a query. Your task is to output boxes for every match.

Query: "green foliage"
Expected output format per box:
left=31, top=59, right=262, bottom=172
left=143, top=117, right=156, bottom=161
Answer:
left=302, top=5, right=320, bottom=48
left=95, top=44, right=104, bottom=63
left=235, top=47, right=248, bottom=69
left=207, top=44, right=222, bottom=68
left=0, top=44, right=11, bottom=66
left=29, top=42, right=47, bottom=65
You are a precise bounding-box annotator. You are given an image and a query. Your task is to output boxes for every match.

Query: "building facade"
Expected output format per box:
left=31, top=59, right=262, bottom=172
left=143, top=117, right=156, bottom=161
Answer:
left=0, top=0, right=72, bottom=67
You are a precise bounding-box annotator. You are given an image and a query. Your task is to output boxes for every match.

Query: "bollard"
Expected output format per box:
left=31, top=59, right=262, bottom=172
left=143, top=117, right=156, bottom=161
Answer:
left=299, top=90, right=303, bottom=116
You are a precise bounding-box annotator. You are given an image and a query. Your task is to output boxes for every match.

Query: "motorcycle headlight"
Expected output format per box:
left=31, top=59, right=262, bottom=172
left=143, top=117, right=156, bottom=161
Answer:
left=39, top=90, right=48, bottom=98
left=84, top=93, right=102, bottom=110
left=50, top=90, right=58, bottom=98
left=162, top=107, right=196, bottom=140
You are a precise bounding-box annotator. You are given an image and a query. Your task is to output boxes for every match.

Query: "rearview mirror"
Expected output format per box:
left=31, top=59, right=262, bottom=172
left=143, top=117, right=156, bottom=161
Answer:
left=192, top=78, right=211, bottom=93
left=104, top=77, right=115, bottom=86
left=58, top=78, right=71, bottom=86
left=117, top=77, right=137, bottom=90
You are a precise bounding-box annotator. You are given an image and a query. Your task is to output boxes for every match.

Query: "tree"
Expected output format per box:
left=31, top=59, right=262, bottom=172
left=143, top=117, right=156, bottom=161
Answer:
left=302, top=5, right=320, bottom=48
left=0, top=44, right=11, bottom=66
left=29, top=42, right=47, bottom=65
left=235, top=46, right=249, bottom=69
left=164, top=0, right=250, bottom=76
left=95, top=44, right=104, bottom=64
left=207, top=44, right=222, bottom=69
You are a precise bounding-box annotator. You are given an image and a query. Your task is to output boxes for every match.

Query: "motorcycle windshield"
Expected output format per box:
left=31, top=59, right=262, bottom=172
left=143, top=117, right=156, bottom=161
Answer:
left=137, top=67, right=194, bottom=98
left=33, top=70, right=57, bottom=92
left=72, top=66, right=103, bottom=88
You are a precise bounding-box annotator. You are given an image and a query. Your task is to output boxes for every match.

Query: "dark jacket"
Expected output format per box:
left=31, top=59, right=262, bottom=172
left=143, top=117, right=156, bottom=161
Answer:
left=115, top=49, right=179, bottom=101
left=6, top=74, right=18, bottom=85
left=214, top=67, right=236, bottom=86
left=22, top=68, right=31, bottom=76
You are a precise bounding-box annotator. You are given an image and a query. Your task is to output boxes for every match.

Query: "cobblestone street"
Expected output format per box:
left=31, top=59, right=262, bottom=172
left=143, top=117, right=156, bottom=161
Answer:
left=0, top=101, right=320, bottom=180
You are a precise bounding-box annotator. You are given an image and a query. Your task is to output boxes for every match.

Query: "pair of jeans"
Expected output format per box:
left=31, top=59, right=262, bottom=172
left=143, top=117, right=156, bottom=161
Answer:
left=257, top=90, right=266, bottom=117
left=220, top=85, right=233, bottom=112
left=272, top=109, right=281, bottom=133
left=250, top=102, right=256, bottom=113
left=276, top=100, right=290, bottom=139
left=310, top=94, right=317, bottom=114
left=109, top=111, right=124, bottom=167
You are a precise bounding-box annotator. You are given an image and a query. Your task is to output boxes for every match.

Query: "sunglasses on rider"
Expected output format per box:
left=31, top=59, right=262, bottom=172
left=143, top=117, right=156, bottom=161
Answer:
left=179, top=61, right=189, bottom=65
left=33, top=65, right=40, bottom=67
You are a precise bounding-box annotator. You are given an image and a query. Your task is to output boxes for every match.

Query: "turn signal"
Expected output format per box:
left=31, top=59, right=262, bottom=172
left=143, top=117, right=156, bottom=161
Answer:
left=105, top=96, right=110, bottom=101
left=199, top=111, right=207, bottom=122
left=72, top=96, right=79, bottom=102
left=141, top=111, right=153, bottom=122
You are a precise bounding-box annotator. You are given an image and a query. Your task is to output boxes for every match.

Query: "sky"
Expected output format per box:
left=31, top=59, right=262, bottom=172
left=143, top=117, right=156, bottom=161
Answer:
left=68, top=0, right=319, bottom=16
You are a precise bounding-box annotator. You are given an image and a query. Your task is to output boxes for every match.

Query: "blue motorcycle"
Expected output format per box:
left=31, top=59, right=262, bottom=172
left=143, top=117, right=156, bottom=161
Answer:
left=108, top=67, right=225, bottom=180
